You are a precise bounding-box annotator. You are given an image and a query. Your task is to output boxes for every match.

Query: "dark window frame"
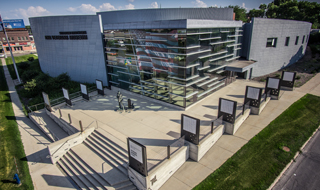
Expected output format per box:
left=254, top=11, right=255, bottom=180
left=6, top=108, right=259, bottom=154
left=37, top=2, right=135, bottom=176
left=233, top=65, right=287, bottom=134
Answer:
left=295, top=36, right=299, bottom=45
left=285, top=37, right=290, bottom=46
left=266, top=37, right=277, bottom=48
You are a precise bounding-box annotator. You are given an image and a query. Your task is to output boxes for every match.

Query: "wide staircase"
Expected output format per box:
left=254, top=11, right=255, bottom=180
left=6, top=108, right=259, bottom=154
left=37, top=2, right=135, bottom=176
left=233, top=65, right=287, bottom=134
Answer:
left=56, top=129, right=136, bottom=190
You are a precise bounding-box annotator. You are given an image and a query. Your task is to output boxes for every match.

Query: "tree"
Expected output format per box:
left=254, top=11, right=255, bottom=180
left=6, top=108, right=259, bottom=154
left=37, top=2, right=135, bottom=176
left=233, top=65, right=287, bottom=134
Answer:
left=228, top=5, right=248, bottom=23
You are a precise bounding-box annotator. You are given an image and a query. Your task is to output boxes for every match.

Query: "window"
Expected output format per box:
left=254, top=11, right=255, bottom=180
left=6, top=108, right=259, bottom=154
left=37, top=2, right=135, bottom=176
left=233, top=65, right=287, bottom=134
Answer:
left=21, top=37, right=24, bottom=41
left=18, top=37, right=21, bottom=41
left=266, top=38, right=277, bottom=47
left=306, top=35, right=309, bottom=43
left=25, top=36, right=28, bottom=40
left=285, top=37, right=290, bottom=46
left=302, top=35, right=305, bottom=44
left=295, top=36, right=299, bottom=45
left=11, top=37, right=14, bottom=41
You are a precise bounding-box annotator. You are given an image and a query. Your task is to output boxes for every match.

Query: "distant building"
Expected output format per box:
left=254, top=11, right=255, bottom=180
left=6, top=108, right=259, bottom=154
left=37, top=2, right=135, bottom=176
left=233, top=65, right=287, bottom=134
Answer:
left=0, top=19, right=36, bottom=53
left=29, top=8, right=311, bottom=108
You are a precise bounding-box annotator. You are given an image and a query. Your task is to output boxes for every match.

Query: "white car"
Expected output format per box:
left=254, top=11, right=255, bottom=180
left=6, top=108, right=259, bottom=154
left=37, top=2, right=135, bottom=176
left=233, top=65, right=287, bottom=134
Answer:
left=0, top=54, right=5, bottom=58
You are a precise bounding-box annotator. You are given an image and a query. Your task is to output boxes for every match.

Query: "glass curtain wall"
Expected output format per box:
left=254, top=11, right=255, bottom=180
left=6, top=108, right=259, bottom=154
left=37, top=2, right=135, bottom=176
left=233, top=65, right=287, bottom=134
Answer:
left=104, top=27, right=242, bottom=107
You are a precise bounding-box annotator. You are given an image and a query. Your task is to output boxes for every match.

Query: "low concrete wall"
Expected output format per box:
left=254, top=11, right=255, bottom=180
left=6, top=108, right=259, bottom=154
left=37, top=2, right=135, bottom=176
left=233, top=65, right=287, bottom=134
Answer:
left=128, top=145, right=189, bottom=190
left=189, top=124, right=225, bottom=161
left=225, top=109, right=251, bottom=135
left=251, top=97, right=271, bottom=115
left=29, top=114, right=55, bottom=142
left=47, top=127, right=95, bottom=164
left=46, top=109, right=78, bottom=135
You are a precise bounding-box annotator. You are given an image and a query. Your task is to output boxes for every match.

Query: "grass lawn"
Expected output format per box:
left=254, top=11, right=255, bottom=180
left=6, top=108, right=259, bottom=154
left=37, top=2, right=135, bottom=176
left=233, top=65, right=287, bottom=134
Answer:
left=194, top=94, right=320, bottom=190
left=0, top=64, right=34, bottom=189
left=5, top=54, right=39, bottom=80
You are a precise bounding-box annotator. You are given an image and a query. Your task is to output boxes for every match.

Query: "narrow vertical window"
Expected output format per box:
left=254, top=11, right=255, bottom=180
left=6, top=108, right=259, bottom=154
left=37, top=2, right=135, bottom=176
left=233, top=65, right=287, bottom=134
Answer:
left=302, top=35, right=305, bottom=44
left=285, top=37, right=290, bottom=46
left=295, top=36, right=299, bottom=45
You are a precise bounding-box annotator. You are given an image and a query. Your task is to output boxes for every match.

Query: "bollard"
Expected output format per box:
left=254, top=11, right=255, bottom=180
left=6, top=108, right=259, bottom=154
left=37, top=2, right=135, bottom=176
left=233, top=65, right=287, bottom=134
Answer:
left=79, top=120, right=83, bottom=132
left=167, top=145, right=170, bottom=159
left=128, top=99, right=132, bottom=109
left=59, top=108, right=62, bottom=118
left=13, top=173, right=21, bottom=185
left=68, top=113, right=72, bottom=124
left=211, top=122, right=214, bottom=134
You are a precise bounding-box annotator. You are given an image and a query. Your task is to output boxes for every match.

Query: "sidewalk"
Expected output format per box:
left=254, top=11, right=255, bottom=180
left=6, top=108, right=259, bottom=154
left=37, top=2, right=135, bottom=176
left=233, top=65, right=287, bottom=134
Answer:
left=1, top=58, right=73, bottom=190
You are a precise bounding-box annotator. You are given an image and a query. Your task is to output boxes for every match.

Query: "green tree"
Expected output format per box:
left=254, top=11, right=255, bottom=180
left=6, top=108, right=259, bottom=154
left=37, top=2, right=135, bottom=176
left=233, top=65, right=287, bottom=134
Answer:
left=228, top=5, right=248, bottom=23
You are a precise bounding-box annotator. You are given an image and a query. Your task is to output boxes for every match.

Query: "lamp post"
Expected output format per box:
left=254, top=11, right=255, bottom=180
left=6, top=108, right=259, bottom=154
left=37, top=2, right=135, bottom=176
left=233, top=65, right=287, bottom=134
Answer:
left=0, top=15, right=21, bottom=83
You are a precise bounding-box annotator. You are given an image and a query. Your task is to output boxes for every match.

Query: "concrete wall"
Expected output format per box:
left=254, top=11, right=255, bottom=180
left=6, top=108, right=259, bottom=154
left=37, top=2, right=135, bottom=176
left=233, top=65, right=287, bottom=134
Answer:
left=98, top=8, right=234, bottom=25
left=29, top=15, right=108, bottom=85
left=244, top=18, right=311, bottom=77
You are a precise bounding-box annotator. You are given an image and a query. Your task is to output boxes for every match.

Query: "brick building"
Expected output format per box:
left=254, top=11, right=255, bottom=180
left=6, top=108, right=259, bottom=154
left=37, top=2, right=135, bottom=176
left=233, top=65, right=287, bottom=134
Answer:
left=0, top=28, right=35, bottom=53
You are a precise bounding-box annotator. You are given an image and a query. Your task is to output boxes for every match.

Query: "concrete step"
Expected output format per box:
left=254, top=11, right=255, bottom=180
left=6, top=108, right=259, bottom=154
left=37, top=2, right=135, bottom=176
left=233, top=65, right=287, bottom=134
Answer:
left=62, top=154, right=97, bottom=190
left=92, top=132, right=128, bottom=161
left=71, top=143, right=130, bottom=186
left=68, top=150, right=110, bottom=189
left=84, top=138, right=128, bottom=176
left=57, top=158, right=89, bottom=190
left=94, top=129, right=128, bottom=153
left=117, top=184, right=137, bottom=190
left=65, top=152, right=107, bottom=190
left=88, top=135, right=128, bottom=166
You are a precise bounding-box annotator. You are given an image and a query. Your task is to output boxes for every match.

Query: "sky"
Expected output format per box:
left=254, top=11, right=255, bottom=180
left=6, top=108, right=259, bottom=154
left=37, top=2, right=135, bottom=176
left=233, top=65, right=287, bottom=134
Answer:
left=0, top=0, right=320, bottom=25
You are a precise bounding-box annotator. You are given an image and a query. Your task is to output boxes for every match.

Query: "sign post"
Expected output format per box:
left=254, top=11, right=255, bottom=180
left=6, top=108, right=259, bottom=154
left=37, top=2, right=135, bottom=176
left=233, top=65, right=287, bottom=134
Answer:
left=280, top=71, right=296, bottom=90
left=244, top=86, right=262, bottom=108
left=218, top=98, right=237, bottom=124
left=127, top=138, right=148, bottom=176
left=80, top=84, right=89, bottom=101
left=62, top=88, right=72, bottom=106
left=265, top=77, right=281, bottom=99
left=42, top=92, right=52, bottom=112
left=180, top=114, right=200, bottom=145
left=96, top=79, right=104, bottom=95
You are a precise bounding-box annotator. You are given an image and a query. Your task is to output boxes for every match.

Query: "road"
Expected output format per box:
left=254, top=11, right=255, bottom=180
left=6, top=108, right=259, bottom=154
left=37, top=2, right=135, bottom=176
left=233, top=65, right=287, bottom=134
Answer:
left=273, top=128, right=320, bottom=190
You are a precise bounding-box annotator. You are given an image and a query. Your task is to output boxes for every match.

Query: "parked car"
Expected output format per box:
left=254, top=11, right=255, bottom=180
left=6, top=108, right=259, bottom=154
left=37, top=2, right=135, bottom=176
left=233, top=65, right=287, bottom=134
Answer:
left=0, top=54, right=5, bottom=58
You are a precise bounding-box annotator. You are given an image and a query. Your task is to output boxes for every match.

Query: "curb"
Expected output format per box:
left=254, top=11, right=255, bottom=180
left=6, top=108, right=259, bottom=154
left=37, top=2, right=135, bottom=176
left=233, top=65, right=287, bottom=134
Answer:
left=267, top=125, right=320, bottom=190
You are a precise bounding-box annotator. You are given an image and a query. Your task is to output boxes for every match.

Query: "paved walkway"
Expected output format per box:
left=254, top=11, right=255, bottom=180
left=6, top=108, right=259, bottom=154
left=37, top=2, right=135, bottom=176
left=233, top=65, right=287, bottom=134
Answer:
left=1, top=58, right=74, bottom=189
left=3, top=53, right=320, bottom=190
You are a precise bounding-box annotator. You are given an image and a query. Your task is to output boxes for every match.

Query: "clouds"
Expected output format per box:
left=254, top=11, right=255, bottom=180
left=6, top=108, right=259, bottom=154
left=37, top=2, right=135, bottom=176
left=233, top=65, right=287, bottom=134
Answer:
left=192, top=0, right=207, bottom=8
left=150, top=2, right=159, bottom=8
left=128, top=0, right=134, bottom=2
left=18, top=6, right=50, bottom=18
left=125, top=3, right=135, bottom=9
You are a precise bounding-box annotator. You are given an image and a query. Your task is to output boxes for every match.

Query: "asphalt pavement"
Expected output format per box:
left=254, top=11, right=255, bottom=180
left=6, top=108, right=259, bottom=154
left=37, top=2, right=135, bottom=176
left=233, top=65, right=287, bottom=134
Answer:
left=273, top=128, right=320, bottom=190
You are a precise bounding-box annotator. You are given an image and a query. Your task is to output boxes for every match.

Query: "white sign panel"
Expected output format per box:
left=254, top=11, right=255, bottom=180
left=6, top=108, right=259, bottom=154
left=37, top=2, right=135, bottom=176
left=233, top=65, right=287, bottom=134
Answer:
left=247, top=87, right=260, bottom=100
left=267, top=78, right=280, bottom=89
left=80, top=84, right=87, bottom=95
left=96, top=80, right=103, bottom=90
left=42, top=92, right=50, bottom=105
left=220, top=99, right=234, bottom=115
left=62, top=88, right=69, bottom=100
left=283, top=72, right=294, bottom=82
left=183, top=116, right=197, bottom=134
left=129, top=140, right=143, bottom=164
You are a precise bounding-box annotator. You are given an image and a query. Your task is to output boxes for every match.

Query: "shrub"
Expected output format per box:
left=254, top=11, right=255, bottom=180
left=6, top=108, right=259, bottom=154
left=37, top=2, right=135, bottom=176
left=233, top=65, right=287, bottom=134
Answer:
left=24, top=79, right=37, bottom=92
left=27, top=57, right=34, bottom=62
left=275, top=73, right=281, bottom=78
left=295, top=75, right=301, bottom=80
left=55, top=73, right=70, bottom=86
left=260, top=78, right=266, bottom=82
left=21, top=70, right=39, bottom=82
left=18, top=62, right=30, bottom=69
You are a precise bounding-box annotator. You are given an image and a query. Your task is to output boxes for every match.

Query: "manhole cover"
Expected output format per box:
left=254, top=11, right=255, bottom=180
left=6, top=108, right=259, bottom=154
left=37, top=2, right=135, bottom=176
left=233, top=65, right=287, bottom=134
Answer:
left=282, top=146, right=290, bottom=152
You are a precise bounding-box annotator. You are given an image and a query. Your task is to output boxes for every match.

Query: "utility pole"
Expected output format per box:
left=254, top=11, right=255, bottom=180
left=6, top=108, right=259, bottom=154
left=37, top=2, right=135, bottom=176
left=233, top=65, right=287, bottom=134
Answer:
left=0, top=15, right=21, bottom=83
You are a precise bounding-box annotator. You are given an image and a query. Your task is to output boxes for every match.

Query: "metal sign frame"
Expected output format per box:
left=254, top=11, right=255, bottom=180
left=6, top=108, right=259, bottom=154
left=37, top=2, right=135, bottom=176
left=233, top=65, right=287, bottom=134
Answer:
left=42, top=92, right=52, bottom=112
left=96, top=79, right=104, bottom=95
left=218, top=98, right=237, bottom=124
left=265, top=77, right=281, bottom=97
left=62, top=87, right=72, bottom=106
left=127, top=138, right=148, bottom=177
left=180, top=114, right=200, bottom=145
left=80, top=83, right=89, bottom=101
left=281, top=71, right=296, bottom=88
left=244, top=86, right=262, bottom=108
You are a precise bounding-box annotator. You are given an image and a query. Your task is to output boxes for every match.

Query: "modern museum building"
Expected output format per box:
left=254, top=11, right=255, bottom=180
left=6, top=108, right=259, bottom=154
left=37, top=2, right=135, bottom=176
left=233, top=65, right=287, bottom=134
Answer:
left=29, top=8, right=311, bottom=108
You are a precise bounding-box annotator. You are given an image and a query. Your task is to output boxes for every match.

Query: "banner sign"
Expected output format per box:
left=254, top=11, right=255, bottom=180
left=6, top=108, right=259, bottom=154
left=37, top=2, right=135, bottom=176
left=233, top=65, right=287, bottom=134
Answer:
left=96, top=79, right=104, bottom=95
left=244, top=86, right=262, bottom=108
left=80, top=84, right=89, bottom=100
left=42, top=92, right=52, bottom=112
left=218, top=98, right=237, bottom=124
left=62, top=88, right=72, bottom=106
left=181, top=114, right=200, bottom=145
left=265, top=77, right=281, bottom=97
left=127, top=138, right=148, bottom=176
left=1, top=19, right=25, bottom=30
left=281, top=71, right=296, bottom=89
